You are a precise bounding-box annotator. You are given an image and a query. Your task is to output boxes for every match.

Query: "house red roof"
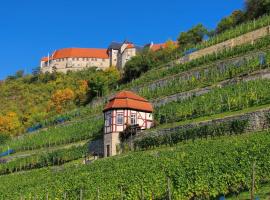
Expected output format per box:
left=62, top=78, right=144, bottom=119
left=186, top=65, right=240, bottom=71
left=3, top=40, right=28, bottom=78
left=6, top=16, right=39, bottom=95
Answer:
left=41, top=48, right=109, bottom=62
left=126, top=43, right=135, bottom=49
left=103, top=91, right=153, bottom=112
left=150, top=41, right=178, bottom=51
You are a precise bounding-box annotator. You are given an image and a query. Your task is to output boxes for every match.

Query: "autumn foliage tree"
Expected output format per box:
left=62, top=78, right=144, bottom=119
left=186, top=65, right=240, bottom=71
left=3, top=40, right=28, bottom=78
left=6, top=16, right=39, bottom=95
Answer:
left=48, top=88, right=75, bottom=113
left=75, top=80, right=89, bottom=106
left=0, top=112, right=21, bottom=136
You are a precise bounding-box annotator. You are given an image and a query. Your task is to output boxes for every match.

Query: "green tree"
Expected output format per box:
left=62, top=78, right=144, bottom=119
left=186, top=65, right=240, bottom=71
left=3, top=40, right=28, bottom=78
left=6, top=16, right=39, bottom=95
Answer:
left=216, top=10, right=244, bottom=34
left=245, top=0, right=270, bottom=20
left=177, top=24, right=208, bottom=50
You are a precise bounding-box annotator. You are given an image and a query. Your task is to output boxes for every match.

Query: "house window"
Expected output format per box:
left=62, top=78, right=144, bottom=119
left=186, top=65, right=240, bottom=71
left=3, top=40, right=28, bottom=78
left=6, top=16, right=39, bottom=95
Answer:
left=105, top=112, right=112, bottom=126
left=131, top=113, right=136, bottom=125
left=117, top=113, right=123, bottom=125
left=72, top=58, right=75, bottom=61
left=76, top=58, right=79, bottom=61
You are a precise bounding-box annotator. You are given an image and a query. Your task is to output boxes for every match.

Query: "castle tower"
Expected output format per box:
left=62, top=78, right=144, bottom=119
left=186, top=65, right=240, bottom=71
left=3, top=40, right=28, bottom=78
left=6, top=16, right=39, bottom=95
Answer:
left=103, top=91, right=153, bottom=157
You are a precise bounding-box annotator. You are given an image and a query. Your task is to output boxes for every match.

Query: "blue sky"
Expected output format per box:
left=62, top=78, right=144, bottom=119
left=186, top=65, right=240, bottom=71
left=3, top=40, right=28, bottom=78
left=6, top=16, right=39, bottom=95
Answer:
left=0, top=0, right=244, bottom=80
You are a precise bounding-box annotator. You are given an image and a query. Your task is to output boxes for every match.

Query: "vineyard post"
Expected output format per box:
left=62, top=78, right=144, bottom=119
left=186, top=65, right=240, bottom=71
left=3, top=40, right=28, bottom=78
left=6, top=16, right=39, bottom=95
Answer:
left=250, top=161, right=256, bottom=200
left=167, top=177, right=172, bottom=200
left=151, top=191, right=155, bottom=200
left=120, top=185, right=123, bottom=200
left=140, top=183, right=144, bottom=200
left=80, top=189, right=83, bottom=200
left=46, top=192, right=49, bottom=200
left=97, top=187, right=100, bottom=200
left=63, top=192, right=67, bottom=200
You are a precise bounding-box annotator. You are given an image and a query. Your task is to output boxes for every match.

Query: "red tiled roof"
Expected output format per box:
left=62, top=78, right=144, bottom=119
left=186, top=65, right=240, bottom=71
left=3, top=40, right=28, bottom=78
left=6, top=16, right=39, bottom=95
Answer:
left=53, top=48, right=109, bottom=59
left=126, top=43, right=135, bottom=49
left=103, top=91, right=153, bottom=112
left=150, top=41, right=178, bottom=51
left=41, top=57, right=49, bottom=62
left=41, top=48, right=109, bottom=61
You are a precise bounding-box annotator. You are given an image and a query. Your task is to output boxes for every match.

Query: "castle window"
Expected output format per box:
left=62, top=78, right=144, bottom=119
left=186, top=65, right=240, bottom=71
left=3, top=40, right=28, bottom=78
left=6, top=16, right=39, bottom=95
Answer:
left=117, top=113, right=123, bottom=125
left=131, top=113, right=136, bottom=125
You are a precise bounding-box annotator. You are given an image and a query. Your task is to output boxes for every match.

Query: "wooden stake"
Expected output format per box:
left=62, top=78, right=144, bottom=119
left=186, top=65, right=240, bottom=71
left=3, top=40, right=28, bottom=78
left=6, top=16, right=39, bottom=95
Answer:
left=140, top=184, right=144, bottom=200
left=251, top=162, right=256, bottom=200
left=167, top=177, right=172, bottom=200
left=80, top=189, right=83, bottom=200
left=97, top=187, right=100, bottom=200
left=120, top=185, right=123, bottom=200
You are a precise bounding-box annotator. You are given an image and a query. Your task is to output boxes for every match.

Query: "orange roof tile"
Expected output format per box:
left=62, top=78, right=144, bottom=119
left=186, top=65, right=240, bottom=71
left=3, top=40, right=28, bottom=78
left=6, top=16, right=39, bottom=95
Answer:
left=150, top=41, right=178, bottom=51
left=103, top=91, right=153, bottom=112
left=41, top=57, right=49, bottom=62
left=126, top=43, right=135, bottom=49
left=52, top=48, right=109, bottom=59
left=42, top=48, right=109, bottom=61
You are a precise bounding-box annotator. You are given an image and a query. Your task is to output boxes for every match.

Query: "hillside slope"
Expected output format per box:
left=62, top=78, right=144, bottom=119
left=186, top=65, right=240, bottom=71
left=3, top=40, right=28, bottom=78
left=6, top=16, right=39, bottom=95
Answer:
left=0, top=131, right=269, bottom=199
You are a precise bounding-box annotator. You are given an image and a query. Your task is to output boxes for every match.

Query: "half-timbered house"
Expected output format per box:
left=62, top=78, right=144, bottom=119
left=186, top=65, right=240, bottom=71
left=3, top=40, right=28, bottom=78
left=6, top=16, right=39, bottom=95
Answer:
left=103, top=91, right=153, bottom=157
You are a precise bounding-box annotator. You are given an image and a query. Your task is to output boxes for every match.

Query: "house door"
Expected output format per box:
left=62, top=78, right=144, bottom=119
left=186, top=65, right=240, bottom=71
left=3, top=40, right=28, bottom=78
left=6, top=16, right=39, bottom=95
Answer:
left=106, top=145, right=110, bottom=157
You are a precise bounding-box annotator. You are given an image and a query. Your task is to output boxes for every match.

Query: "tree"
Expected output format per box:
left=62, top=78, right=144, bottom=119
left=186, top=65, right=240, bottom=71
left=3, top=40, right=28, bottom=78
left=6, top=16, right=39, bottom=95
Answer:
left=245, top=0, right=270, bottom=20
left=75, top=80, right=89, bottom=106
left=216, top=10, right=244, bottom=34
left=48, top=88, right=75, bottom=113
left=104, top=66, right=121, bottom=88
left=15, top=70, right=24, bottom=78
left=177, top=24, right=208, bottom=50
left=123, top=49, right=157, bottom=82
left=0, top=112, right=21, bottom=136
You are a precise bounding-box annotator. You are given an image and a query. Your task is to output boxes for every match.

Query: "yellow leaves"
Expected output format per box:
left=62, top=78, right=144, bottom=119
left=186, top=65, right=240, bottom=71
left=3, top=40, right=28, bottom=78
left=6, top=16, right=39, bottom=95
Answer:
left=104, top=66, right=121, bottom=81
left=75, top=80, right=89, bottom=105
left=0, top=112, right=21, bottom=136
left=48, top=88, right=75, bottom=113
left=165, top=39, right=177, bottom=51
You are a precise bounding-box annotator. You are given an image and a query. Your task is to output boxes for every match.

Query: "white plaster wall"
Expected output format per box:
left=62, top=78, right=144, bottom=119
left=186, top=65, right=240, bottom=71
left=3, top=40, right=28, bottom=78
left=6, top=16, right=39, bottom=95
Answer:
left=41, top=57, right=110, bottom=73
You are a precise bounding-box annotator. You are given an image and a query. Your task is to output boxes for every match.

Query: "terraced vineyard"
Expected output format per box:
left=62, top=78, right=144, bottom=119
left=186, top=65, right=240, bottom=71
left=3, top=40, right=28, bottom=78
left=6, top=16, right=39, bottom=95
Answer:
left=0, top=144, right=87, bottom=175
left=123, top=35, right=270, bottom=91
left=0, top=116, right=103, bottom=153
left=2, top=14, right=270, bottom=200
left=154, top=79, right=270, bottom=124
left=0, top=131, right=269, bottom=199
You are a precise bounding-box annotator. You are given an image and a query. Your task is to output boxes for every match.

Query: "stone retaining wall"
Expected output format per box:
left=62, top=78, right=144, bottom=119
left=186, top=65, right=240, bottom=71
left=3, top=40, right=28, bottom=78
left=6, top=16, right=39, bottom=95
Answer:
left=136, top=107, right=270, bottom=140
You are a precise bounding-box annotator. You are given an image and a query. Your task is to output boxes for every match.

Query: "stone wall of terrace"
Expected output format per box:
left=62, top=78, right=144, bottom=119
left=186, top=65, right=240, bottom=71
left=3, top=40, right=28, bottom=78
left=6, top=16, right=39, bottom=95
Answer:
left=136, top=106, right=270, bottom=140
left=186, top=26, right=270, bottom=62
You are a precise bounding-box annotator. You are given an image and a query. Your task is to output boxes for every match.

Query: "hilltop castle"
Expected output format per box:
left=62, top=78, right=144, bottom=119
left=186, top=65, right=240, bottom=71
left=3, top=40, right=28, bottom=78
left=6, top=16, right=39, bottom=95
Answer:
left=40, top=40, right=172, bottom=73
